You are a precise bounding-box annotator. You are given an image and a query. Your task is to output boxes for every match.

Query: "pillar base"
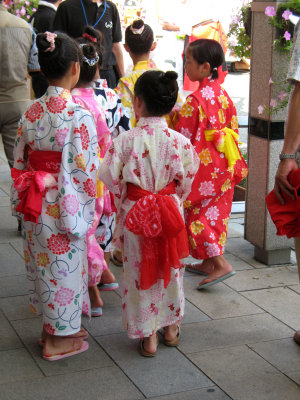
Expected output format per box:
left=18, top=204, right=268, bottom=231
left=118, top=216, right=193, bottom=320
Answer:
left=254, top=246, right=291, bottom=266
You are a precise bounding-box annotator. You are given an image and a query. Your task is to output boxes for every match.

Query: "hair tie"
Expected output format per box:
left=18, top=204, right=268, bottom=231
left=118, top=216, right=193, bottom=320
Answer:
left=79, top=45, right=99, bottom=66
left=212, top=67, right=218, bottom=71
left=44, top=31, right=57, bottom=53
left=130, top=25, right=144, bottom=35
left=83, top=33, right=97, bottom=43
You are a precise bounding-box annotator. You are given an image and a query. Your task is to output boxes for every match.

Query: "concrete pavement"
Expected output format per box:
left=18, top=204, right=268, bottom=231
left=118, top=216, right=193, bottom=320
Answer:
left=0, top=139, right=300, bottom=400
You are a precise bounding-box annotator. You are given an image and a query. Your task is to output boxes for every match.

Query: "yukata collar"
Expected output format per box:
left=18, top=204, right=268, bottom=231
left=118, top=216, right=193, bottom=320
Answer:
left=133, top=60, right=156, bottom=72
left=71, top=87, right=94, bottom=97
left=46, top=86, right=72, bottom=100
left=137, top=116, right=168, bottom=128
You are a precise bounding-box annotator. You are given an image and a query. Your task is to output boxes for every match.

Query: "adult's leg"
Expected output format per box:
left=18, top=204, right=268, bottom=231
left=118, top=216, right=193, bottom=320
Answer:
left=0, top=101, right=30, bottom=168
left=294, top=237, right=300, bottom=344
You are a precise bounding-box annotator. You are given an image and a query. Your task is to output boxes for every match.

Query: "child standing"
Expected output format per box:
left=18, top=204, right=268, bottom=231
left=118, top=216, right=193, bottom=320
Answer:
left=115, top=19, right=157, bottom=128
left=175, top=39, right=248, bottom=289
left=71, top=28, right=119, bottom=316
left=100, top=70, right=199, bottom=356
left=10, top=32, right=99, bottom=360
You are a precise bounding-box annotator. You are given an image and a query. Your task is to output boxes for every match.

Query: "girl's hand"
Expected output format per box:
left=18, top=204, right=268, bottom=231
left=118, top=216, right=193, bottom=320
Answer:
left=274, top=159, right=298, bottom=204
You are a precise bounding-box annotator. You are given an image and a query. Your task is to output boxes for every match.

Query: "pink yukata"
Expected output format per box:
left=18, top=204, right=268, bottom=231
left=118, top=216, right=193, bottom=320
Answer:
left=72, top=88, right=112, bottom=286
left=10, top=86, right=99, bottom=335
left=99, top=117, right=199, bottom=339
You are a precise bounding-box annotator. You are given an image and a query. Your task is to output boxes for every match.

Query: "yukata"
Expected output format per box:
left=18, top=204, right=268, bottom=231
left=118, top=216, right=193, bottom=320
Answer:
left=93, top=78, right=131, bottom=252
left=72, top=88, right=112, bottom=286
left=175, top=77, right=248, bottom=260
left=99, top=116, right=199, bottom=339
left=10, top=86, right=99, bottom=336
left=115, top=60, right=157, bottom=128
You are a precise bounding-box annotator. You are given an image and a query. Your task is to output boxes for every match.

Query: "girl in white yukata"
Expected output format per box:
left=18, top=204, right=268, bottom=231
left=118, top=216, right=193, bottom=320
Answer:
left=10, top=32, right=99, bottom=361
left=100, top=70, right=199, bottom=356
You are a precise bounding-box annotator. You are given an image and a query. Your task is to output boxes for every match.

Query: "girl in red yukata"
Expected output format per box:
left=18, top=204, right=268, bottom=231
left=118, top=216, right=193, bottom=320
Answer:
left=175, top=39, right=248, bottom=289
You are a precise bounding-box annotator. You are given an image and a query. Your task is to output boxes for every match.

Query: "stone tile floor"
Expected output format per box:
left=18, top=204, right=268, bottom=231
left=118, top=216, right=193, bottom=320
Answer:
left=0, top=141, right=300, bottom=400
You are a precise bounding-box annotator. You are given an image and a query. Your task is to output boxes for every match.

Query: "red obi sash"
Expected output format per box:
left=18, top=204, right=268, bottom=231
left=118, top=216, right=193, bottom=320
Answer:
left=125, top=181, right=189, bottom=290
left=11, top=150, right=62, bottom=224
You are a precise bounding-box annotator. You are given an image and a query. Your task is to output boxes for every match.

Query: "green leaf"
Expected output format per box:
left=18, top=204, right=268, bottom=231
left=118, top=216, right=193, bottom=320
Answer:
left=68, top=158, right=73, bottom=163
left=49, top=137, right=55, bottom=142
left=74, top=232, right=79, bottom=237
left=78, top=211, right=81, bottom=217
left=68, top=253, right=72, bottom=260
left=75, top=294, right=80, bottom=298
left=61, top=187, right=65, bottom=195
left=74, top=299, right=78, bottom=305
left=69, top=152, right=73, bottom=158
left=42, top=269, right=45, bottom=276
left=55, top=321, right=60, bottom=328
left=58, top=325, right=66, bottom=330
left=71, top=249, right=76, bottom=253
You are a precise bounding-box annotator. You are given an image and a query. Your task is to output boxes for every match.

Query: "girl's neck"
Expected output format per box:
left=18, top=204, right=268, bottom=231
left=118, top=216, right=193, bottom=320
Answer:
left=48, top=78, right=73, bottom=91
left=131, top=52, right=151, bottom=66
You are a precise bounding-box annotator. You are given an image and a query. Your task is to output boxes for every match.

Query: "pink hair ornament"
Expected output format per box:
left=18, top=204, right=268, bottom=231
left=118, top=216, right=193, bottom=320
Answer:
left=44, top=31, right=57, bottom=53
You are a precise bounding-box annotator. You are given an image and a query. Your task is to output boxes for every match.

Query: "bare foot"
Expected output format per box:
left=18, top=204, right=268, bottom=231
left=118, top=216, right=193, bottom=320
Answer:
left=186, top=258, right=214, bottom=274
left=88, top=285, right=103, bottom=308
left=142, top=333, right=158, bottom=354
left=164, top=324, right=179, bottom=342
left=43, top=336, right=84, bottom=357
left=198, top=255, right=233, bottom=286
left=100, top=268, right=116, bottom=285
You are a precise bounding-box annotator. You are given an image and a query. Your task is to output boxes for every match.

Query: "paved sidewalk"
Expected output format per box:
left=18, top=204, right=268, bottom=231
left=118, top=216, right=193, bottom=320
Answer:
left=0, top=141, right=300, bottom=400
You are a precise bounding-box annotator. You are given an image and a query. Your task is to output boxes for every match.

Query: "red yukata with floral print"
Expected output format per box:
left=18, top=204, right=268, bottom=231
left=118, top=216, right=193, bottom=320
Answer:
left=175, top=77, right=248, bottom=260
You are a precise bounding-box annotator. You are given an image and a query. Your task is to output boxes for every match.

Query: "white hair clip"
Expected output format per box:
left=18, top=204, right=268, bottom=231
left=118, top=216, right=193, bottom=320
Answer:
left=82, top=54, right=99, bottom=66
left=130, top=25, right=144, bottom=35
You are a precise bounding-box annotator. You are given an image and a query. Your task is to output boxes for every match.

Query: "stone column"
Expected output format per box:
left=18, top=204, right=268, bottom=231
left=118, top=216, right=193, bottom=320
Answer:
left=245, top=0, right=293, bottom=265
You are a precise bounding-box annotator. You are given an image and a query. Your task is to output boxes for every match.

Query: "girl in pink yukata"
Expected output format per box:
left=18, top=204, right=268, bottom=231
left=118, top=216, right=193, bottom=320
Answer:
left=10, top=32, right=99, bottom=361
left=175, top=39, right=248, bottom=289
left=99, top=70, right=199, bottom=356
left=72, top=28, right=119, bottom=317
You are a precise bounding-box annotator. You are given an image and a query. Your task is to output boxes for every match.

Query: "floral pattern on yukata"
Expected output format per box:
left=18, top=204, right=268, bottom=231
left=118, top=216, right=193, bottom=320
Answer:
left=175, top=77, right=248, bottom=260
left=99, top=116, right=199, bottom=338
left=11, top=86, right=99, bottom=335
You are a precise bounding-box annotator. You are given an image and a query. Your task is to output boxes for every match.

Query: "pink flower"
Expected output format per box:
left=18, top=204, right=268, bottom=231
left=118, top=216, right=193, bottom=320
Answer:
left=282, top=10, right=292, bottom=20
left=20, top=6, right=26, bottom=16
left=268, top=77, right=273, bottom=85
left=231, top=15, right=241, bottom=24
left=25, top=1, right=29, bottom=5
left=278, top=91, right=288, bottom=101
left=33, top=8, right=37, bottom=12
left=82, top=301, right=89, bottom=315
left=200, top=86, right=215, bottom=101
left=55, top=127, right=68, bottom=147
left=265, top=6, right=276, bottom=17
left=206, top=243, right=221, bottom=258
left=54, top=287, right=75, bottom=307
left=229, top=39, right=238, bottom=47
left=205, top=206, right=219, bottom=221
left=26, top=15, right=30, bottom=19
left=270, top=98, right=278, bottom=108
left=199, top=181, right=215, bottom=196
left=257, top=105, right=264, bottom=114
left=62, top=194, right=79, bottom=216
left=284, top=31, right=291, bottom=41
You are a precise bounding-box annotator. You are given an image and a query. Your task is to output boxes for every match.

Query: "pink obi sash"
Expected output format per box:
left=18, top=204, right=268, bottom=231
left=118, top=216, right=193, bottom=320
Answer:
left=11, top=150, right=62, bottom=224
left=125, top=181, right=189, bottom=290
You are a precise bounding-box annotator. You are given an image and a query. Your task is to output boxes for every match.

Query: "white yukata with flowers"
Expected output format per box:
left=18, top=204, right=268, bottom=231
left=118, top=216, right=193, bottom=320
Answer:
left=99, top=116, right=199, bottom=338
left=11, top=86, right=99, bottom=337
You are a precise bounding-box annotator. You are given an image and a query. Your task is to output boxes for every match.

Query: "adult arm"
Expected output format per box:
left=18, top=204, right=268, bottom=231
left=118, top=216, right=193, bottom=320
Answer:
left=27, top=25, right=40, bottom=72
left=112, top=42, right=125, bottom=79
left=274, top=82, right=300, bottom=204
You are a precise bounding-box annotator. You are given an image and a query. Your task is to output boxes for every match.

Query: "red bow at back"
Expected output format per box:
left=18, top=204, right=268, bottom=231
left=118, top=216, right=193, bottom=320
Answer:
left=125, top=181, right=189, bottom=290
left=11, top=150, right=61, bottom=224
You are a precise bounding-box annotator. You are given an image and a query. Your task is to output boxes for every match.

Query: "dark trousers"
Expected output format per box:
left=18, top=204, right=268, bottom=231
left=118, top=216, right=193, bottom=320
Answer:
left=100, top=68, right=118, bottom=89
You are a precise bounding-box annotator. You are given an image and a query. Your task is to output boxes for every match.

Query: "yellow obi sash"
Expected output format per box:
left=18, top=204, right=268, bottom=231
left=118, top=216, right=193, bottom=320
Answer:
left=96, top=158, right=104, bottom=198
left=205, top=127, right=241, bottom=170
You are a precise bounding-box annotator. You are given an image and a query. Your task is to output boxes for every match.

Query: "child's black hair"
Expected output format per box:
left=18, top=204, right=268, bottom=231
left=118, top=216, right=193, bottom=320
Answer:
left=36, top=32, right=82, bottom=80
left=125, top=19, right=154, bottom=55
left=134, top=70, right=178, bottom=116
left=187, top=39, right=224, bottom=79
left=76, top=26, right=104, bottom=84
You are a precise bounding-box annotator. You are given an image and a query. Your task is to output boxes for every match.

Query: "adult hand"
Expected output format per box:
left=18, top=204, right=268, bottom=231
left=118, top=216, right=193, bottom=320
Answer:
left=274, top=158, right=298, bottom=204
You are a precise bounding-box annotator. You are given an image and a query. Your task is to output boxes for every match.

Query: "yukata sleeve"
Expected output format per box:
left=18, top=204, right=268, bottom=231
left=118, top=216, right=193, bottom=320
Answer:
left=10, top=120, right=27, bottom=216
left=99, top=139, right=125, bottom=210
left=58, top=108, right=100, bottom=238
left=175, top=137, right=200, bottom=201
left=175, top=95, right=200, bottom=144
